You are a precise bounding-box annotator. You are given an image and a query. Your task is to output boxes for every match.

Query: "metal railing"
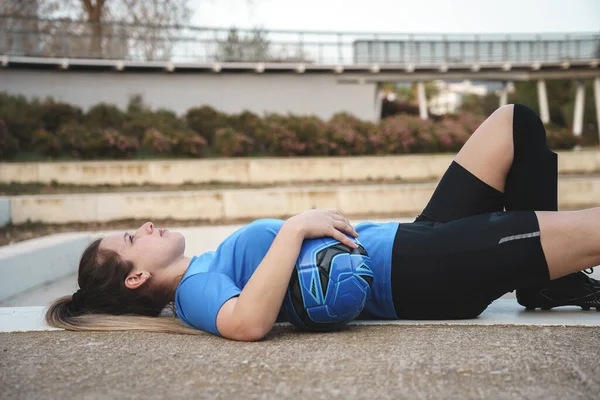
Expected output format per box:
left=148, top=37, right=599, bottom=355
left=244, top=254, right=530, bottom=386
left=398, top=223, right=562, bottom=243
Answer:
left=1, top=15, right=599, bottom=65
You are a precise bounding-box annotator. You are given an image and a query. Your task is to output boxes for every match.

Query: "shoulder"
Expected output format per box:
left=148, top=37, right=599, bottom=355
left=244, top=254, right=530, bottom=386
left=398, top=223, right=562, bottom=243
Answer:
left=176, top=272, right=241, bottom=336
left=245, top=218, right=285, bottom=231
left=236, top=219, right=284, bottom=241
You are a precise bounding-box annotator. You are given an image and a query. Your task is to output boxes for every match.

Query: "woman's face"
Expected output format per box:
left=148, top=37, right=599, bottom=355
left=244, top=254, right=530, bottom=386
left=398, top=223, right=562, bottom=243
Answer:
left=100, top=222, right=186, bottom=273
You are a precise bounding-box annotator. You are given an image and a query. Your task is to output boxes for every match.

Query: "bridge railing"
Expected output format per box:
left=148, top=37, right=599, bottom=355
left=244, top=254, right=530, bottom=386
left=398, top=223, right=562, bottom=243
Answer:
left=1, top=15, right=599, bottom=65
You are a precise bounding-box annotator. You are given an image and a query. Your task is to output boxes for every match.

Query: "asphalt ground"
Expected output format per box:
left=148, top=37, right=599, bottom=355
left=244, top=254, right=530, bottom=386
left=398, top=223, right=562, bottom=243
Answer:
left=1, top=325, right=599, bottom=400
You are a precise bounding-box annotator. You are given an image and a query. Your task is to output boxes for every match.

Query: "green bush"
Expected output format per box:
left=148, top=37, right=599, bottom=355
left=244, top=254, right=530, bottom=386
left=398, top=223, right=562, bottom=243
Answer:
left=374, top=115, right=421, bottom=154
left=212, top=127, right=255, bottom=157
left=185, top=106, right=230, bottom=145
left=0, top=119, right=19, bottom=159
left=546, top=125, right=581, bottom=149
left=255, top=121, right=307, bottom=156
left=0, top=92, right=583, bottom=160
left=126, top=94, right=148, bottom=115
left=122, top=118, right=152, bottom=142
left=39, top=99, right=83, bottom=132
left=456, top=112, right=486, bottom=134
left=31, top=128, right=61, bottom=157
left=55, top=123, right=94, bottom=158
left=153, top=109, right=185, bottom=131
left=171, top=131, right=208, bottom=158
left=0, top=93, right=42, bottom=151
left=229, top=111, right=263, bottom=135
left=434, top=117, right=471, bottom=152
left=141, top=128, right=173, bottom=155
left=326, top=113, right=374, bottom=156
left=326, top=121, right=369, bottom=156
left=95, top=129, right=140, bottom=159
left=284, top=115, right=329, bottom=156
left=124, top=99, right=189, bottom=145
left=84, top=103, right=125, bottom=130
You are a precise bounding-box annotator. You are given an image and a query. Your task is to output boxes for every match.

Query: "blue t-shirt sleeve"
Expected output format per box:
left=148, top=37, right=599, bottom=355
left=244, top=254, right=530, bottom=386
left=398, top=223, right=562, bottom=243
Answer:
left=175, top=272, right=241, bottom=336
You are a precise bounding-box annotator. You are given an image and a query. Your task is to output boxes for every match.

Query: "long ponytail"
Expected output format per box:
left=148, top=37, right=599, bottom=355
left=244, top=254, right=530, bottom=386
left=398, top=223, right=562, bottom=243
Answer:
left=45, top=296, right=201, bottom=334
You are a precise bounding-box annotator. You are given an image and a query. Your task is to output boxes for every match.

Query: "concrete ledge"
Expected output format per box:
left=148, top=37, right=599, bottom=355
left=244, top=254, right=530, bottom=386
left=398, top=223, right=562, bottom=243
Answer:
left=2, top=300, right=597, bottom=333
left=8, top=183, right=438, bottom=223
left=1, top=151, right=599, bottom=186
left=0, top=198, right=10, bottom=227
left=9, top=175, right=600, bottom=224
left=0, top=233, right=91, bottom=301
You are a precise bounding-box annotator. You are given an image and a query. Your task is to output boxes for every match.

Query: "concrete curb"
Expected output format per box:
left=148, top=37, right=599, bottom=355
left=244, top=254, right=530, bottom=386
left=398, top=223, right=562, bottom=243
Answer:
left=8, top=175, right=600, bottom=224
left=1, top=150, right=599, bottom=186
left=0, top=197, right=10, bottom=227
left=1, top=300, right=598, bottom=333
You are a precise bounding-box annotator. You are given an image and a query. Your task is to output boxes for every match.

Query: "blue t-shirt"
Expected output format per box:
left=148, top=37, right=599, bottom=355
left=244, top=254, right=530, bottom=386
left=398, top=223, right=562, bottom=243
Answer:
left=175, top=219, right=399, bottom=336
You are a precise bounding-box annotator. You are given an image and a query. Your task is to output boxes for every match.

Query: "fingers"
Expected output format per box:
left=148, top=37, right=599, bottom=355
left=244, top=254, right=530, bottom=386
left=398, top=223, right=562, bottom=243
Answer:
left=326, top=209, right=345, bottom=219
left=310, top=209, right=358, bottom=248
left=331, top=220, right=359, bottom=248
left=331, top=228, right=358, bottom=248
left=327, top=210, right=354, bottom=227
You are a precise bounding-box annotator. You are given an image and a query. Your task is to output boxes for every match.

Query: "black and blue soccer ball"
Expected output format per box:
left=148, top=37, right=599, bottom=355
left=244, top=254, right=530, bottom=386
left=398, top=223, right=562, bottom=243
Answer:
left=283, top=237, right=374, bottom=331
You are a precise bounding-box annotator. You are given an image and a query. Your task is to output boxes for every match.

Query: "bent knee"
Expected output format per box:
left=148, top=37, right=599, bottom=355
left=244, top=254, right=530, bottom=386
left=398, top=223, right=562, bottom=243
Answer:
left=492, top=104, right=516, bottom=125
left=512, top=104, right=549, bottom=154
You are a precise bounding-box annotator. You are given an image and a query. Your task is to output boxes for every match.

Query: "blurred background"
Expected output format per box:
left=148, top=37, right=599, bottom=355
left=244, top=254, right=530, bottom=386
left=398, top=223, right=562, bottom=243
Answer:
left=1, top=0, right=599, bottom=158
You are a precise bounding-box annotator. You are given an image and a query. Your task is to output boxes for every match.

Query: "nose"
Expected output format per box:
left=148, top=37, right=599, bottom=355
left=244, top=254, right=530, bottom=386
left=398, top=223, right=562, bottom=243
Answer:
left=135, top=222, right=154, bottom=236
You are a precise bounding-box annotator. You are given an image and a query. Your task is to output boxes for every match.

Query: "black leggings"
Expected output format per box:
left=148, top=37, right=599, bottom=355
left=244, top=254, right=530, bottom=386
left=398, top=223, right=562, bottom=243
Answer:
left=391, top=104, right=556, bottom=319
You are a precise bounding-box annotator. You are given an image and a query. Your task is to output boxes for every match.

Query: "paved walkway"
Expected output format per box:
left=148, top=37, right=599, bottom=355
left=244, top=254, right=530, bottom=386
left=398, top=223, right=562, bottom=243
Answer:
left=1, top=323, right=599, bottom=399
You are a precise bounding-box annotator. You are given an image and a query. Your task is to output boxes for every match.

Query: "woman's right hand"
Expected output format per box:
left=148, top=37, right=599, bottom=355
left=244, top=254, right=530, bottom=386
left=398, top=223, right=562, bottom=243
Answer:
left=286, top=209, right=359, bottom=248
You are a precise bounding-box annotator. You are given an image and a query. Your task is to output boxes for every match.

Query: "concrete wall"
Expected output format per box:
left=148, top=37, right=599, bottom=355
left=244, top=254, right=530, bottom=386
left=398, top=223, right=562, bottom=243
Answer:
left=2, top=151, right=599, bottom=186
left=0, top=69, right=380, bottom=122
left=0, top=154, right=454, bottom=185
left=0, top=233, right=91, bottom=301
left=0, top=198, right=10, bottom=227
left=8, top=176, right=600, bottom=224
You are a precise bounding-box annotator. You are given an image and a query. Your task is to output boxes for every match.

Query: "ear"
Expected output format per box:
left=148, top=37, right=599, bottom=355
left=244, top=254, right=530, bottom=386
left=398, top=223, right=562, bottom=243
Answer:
left=125, top=271, right=152, bottom=290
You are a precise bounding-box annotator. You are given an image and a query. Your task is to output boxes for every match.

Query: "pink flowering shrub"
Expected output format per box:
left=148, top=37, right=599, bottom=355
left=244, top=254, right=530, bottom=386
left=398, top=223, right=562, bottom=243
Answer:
left=546, top=125, right=581, bottom=149
left=434, top=117, right=470, bottom=152
left=95, top=129, right=139, bottom=159
left=55, top=123, right=94, bottom=158
left=141, top=128, right=173, bottom=155
left=283, top=115, right=330, bottom=156
left=260, top=121, right=306, bottom=156
left=212, top=128, right=255, bottom=157
left=373, top=115, right=422, bottom=154
left=0, top=92, right=585, bottom=160
left=457, top=112, right=486, bottom=134
left=171, top=131, right=208, bottom=157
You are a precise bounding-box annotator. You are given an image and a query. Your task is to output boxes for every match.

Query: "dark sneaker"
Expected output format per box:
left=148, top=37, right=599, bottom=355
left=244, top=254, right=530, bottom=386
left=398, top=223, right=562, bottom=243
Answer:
left=516, top=269, right=600, bottom=311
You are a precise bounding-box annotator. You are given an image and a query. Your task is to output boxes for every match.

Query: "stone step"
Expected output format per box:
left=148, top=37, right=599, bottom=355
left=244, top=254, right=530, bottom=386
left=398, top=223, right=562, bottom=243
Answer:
left=2, top=150, right=600, bottom=186
left=8, top=175, right=600, bottom=224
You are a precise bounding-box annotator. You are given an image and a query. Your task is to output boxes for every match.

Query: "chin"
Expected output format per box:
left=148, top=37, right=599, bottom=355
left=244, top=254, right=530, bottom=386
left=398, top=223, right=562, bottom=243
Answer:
left=171, top=231, right=186, bottom=253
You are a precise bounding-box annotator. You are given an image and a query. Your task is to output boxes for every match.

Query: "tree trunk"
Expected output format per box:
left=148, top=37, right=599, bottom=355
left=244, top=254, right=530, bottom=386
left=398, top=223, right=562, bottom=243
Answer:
left=83, top=0, right=105, bottom=58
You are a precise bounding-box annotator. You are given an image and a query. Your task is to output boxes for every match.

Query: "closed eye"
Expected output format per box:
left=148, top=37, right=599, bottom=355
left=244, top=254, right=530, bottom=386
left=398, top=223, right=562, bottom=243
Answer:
left=128, top=233, right=134, bottom=244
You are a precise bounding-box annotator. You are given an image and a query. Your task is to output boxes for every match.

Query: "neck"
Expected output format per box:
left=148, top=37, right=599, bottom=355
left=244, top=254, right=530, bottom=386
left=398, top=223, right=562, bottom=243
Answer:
left=158, top=255, right=193, bottom=302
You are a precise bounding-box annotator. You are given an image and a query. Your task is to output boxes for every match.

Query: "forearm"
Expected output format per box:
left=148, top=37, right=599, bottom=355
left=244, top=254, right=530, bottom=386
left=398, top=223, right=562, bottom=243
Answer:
left=233, top=220, right=304, bottom=335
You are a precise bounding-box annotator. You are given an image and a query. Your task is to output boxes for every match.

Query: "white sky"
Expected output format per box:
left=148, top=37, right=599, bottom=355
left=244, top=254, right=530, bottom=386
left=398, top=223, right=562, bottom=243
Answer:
left=190, top=0, right=600, bottom=33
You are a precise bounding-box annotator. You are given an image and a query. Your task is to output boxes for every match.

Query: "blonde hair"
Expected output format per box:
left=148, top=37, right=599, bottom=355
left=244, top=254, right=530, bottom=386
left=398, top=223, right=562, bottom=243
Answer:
left=45, top=237, right=202, bottom=336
